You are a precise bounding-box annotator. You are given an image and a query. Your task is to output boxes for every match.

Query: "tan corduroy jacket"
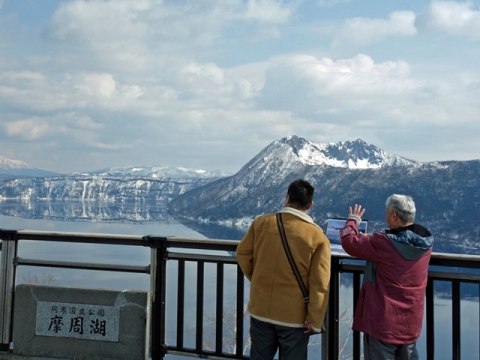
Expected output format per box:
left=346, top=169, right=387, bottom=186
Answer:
left=236, top=207, right=331, bottom=333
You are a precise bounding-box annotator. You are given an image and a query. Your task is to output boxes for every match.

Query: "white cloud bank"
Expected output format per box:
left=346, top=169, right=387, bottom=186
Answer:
left=0, top=0, right=479, bottom=173
left=333, top=10, right=417, bottom=48
left=418, top=1, right=480, bottom=37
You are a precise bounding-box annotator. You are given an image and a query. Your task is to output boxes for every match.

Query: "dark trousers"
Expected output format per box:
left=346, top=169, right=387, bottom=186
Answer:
left=364, top=334, right=419, bottom=360
left=249, top=317, right=309, bottom=360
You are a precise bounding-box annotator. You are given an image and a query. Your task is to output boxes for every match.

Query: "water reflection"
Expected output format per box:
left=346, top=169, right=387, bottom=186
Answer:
left=0, top=199, right=241, bottom=239
left=0, top=199, right=169, bottom=223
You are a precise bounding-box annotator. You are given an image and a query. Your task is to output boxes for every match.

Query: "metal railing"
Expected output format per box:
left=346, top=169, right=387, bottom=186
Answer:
left=328, top=254, right=480, bottom=360
left=1, top=229, right=479, bottom=359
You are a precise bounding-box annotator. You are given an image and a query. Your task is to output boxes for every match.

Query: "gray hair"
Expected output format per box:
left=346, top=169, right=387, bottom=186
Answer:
left=385, top=194, right=416, bottom=223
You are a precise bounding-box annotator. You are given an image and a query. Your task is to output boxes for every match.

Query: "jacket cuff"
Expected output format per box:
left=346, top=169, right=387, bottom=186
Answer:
left=347, top=214, right=361, bottom=225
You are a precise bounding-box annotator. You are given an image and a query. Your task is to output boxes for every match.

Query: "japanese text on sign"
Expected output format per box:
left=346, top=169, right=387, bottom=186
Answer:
left=35, top=301, right=119, bottom=342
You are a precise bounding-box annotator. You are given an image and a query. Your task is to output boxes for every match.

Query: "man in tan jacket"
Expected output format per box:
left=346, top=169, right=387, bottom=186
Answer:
left=236, top=179, right=331, bottom=360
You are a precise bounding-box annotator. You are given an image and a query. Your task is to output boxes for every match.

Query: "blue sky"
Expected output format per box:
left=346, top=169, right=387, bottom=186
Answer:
left=1, top=0, right=479, bottom=174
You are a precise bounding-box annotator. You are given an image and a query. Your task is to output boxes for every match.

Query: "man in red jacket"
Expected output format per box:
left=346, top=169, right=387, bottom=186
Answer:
left=340, top=194, right=433, bottom=360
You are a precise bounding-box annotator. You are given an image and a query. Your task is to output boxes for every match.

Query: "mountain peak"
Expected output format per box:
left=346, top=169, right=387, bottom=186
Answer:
left=270, top=136, right=416, bottom=169
left=0, top=155, right=60, bottom=177
left=0, top=155, right=30, bottom=169
left=324, top=138, right=416, bottom=168
left=275, top=136, right=327, bottom=165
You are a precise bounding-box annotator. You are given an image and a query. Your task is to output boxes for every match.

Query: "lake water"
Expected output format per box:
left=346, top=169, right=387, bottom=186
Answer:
left=1, top=213, right=206, bottom=290
left=1, top=212, right=479, bottom=359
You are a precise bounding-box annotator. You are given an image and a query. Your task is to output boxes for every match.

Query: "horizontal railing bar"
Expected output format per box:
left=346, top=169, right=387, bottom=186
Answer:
left=430, top=252, right=480, bottom=263
left=338, top=264, right=364, bottom=273
left=340, top=264, right=480, bottom=282
left=428, top=271, right=480, bottom=283
left=2, top=231, right=240, bottom=250
left=15, top=257, right=150, bottom=274
left=12, top=229, right=146, bottom=246
left=161, top=236, right=239, bottom=246
left=151, top=237, right=239, bottom=251
left=336, top=253, right=480, bottom=268
left=4, top=229, right=480, bottom=267
left=168, top=251, right=238, bottom=264
left=166, top=348, right=248, bottom=359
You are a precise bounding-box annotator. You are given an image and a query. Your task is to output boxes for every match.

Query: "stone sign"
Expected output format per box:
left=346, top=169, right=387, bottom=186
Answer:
left=35, top=301, right=120, bottom=342
left=14, top=285, right=147, bottom=360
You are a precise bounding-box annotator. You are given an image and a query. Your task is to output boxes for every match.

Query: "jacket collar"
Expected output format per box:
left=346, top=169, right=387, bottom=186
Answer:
left=278, top=207, right=315, bottom=224
left=385, top=224, right=434, bottom=260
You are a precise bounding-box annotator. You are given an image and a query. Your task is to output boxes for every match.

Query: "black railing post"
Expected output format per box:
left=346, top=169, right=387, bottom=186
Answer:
left=215, top=262, right=224, bottom=355
left=327, top=257, right=340, bottom=360
left=426, top=278, right=435, bottom=360
left=176, top=260, right=185, bottom=349
left=147, top=236, right=169, bottom=360
left=352, top=272, right=361, bottom=360
left=0, top=229, right=19, bottom=351
left=236, top=265, right=245, bottom=358
left=195, top=261, right=205, bottom=353
left=452, top=281, right=461, bottom=360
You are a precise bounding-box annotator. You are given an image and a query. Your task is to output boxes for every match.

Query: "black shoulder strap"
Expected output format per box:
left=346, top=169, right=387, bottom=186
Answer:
left=276, top=213, right=309, bottom=303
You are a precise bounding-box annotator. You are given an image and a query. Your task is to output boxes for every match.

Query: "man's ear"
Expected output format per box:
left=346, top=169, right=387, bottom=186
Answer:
left=305, top=201, right=313, bottom=211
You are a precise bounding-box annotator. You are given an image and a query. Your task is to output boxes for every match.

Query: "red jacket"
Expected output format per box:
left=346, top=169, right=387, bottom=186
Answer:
left=340, top=219, right=433, bottom=344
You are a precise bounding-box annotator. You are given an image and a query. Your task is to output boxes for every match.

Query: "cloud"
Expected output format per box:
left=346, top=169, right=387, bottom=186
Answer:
left=2, top=0, right=480, bottom=172
left=251, top=51, right=480, bottom=156
left=177, top=62, right=256, bottom=105
left=4, top=118, right=50, bottom=141
left=0, top=71, right=69, bottom=113
left=42, top=0, right=293, bottom=60
left=332, top=10, right=417, bottom=48
left=75, top=73, right=117, bottom=98
left=1, top=111, right=126, bottom=154
left=316, top=0, right=350, bottom=8
left=417, top=1, right=480, bottom=38
left=258, top=54, right=417, bottom=115
left=244, top=0, right=293, bottom=23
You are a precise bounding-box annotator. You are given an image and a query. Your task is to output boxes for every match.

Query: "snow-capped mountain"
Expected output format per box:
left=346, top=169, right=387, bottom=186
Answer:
left=0, top=156, right=29, bottom=169
left=264, top=136, right=416, bottom=169
left=169, top=136, right=419, bottom=219
left=233, top=136, right=416, bottom=186
left=0, top=156, right=59, bottom=177
left=319, top=138, right=416, bottom=168
left=0, top=158, right=223, bottom=205
left=81, top=166, right=224, bottom=179
left=169, top=136, right=480, bottom=254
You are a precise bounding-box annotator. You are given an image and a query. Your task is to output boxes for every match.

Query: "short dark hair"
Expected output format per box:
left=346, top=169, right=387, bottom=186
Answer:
left=287, top=179, right=314, bottom=209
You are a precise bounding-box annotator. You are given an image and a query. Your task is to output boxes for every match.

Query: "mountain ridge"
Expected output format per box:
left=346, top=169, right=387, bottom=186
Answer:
left=0, top=156, right=60, bottom=177
left=1, top=136, right=479, bottom=255
left=277, top=136, right=417, bottom=168
left=0, top=136, right=418, bottom=177
left=168, top=137, right=480, bottom=254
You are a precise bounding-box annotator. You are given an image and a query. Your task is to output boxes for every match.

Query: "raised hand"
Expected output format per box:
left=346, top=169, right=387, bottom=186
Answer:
left=348, top=204, right=366, bottom=224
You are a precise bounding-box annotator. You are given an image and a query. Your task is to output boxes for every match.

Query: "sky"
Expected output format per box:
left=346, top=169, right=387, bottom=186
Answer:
left=1, top=0, right=479, bottom=175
